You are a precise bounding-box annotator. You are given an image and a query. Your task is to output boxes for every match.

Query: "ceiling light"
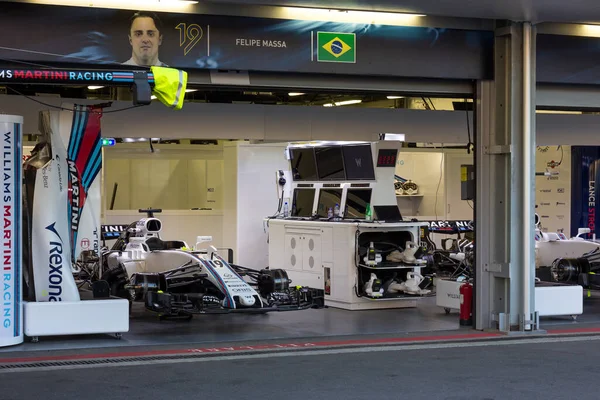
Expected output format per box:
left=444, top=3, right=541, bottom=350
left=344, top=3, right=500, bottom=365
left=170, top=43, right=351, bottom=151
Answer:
left=29, top=0, right=198, bottom=11
left=381, top=133, right=406, bottom=141
left=323, top=99, right=362, bottom=107
left=288, top=92, right=305, bottom=96
left=387, top=96, right=404, bottom=99
left=88, top=85, right=104, bottom=90
left=280, top=7, right=425, bottom=26
left=536, top=110, right=583, bottom=114
left=185, top=89, right=197, bottom=93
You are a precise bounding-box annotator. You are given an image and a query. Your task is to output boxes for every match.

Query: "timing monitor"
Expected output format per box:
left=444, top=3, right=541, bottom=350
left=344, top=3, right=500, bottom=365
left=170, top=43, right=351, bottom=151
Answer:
left=373, top=205, right=403, bottom=222
left=291, top=188, right=316, bottom=217
left=342, top=144, right=375, bottom=180
left=315, top=146, right=346, bottom=180
left=316, top=188, right=343, bottom=217
left=289, top=147, right=318, bottom=181
left=344, top=188, right=373, bottom=219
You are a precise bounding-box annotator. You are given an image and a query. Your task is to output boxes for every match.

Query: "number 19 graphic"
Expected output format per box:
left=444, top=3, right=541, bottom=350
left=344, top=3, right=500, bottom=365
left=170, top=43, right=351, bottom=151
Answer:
left=176, top=23, right=203, bottom=55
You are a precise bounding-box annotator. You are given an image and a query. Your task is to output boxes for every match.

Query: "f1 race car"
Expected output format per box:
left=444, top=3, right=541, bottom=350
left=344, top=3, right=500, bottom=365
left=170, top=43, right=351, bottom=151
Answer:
left=82, top=209, right=324, bottom=319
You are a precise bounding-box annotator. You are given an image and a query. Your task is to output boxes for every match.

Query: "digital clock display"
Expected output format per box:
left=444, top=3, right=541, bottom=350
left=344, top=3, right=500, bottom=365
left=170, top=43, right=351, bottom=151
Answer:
left=377, top=149, right=397, bottom=167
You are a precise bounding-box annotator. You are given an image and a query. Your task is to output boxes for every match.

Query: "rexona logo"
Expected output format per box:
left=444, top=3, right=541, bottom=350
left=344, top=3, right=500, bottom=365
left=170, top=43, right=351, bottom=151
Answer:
left=46, top=222, right=64, bottom=302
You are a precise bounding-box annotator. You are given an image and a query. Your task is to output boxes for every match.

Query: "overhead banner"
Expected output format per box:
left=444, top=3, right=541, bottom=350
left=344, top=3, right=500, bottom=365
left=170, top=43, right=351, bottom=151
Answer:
left=538, top=34, right=600, bottom=84
left=0, top=3, right=494, bottom=80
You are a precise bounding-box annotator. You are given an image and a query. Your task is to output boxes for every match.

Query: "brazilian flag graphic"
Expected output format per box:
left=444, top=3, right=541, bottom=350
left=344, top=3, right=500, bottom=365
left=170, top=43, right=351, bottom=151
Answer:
left=317, top=32, right=356, bottom=63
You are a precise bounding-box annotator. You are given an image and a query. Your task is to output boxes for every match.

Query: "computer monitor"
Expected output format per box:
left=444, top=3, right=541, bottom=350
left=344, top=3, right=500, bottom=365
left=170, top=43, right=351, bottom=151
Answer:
left=316, top=188, right=343, bottom=217
left=345, top=189, right=373, bottom=219
left=373, top=205, right=403, bottom=222
left=289, top=147, right=318, bottom=181
left=291, top=188, right=315, bottom=217
left=343, top=144, right=375, bottom=180
left=315, top=146, right=345, bottom=181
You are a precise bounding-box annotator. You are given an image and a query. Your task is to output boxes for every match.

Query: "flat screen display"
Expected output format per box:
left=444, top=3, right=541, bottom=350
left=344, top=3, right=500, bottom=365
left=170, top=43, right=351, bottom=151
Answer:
left=315, top=146, right=345, bottom=180
left=345, top=189, right=373, bottom=219
left=289, top=147, right=318, bottom=181
left=291, top=188, right=315, bottom=217
left=316, top=189, right=343, bottom=217
left=343, top=144, right=375, bottom=180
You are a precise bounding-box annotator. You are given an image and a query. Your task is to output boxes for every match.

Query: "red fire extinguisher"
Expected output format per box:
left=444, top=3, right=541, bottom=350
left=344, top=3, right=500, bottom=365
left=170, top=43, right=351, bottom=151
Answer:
left=459, top=282, right=473, bottom=326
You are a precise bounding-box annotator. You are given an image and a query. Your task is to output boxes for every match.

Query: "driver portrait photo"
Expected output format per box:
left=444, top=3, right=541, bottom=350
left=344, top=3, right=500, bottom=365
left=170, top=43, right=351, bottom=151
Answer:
left=123, top=11, right=168, bottom=67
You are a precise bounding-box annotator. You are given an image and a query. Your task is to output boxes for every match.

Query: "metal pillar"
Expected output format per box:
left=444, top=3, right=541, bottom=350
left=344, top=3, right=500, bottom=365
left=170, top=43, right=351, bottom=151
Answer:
left=475, top=21, right=538, bottom=332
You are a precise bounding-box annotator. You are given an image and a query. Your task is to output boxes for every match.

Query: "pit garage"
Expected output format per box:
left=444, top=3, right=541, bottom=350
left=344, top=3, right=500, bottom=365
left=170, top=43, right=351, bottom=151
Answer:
left=1, top=1, right=600, bottom=353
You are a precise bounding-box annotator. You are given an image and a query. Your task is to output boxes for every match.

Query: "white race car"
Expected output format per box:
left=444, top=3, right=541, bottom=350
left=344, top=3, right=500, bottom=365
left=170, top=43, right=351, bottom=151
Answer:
left=534, top=213, right=600, bottom=287
left=93, top=209, right=324, bottom=319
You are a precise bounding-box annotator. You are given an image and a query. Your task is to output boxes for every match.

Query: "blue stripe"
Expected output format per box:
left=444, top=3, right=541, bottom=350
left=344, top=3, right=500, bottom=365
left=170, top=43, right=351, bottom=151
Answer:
left=82, top=138, right=101, bottom=188
left=83, top=149, right=102, bottom=190
left=13, top=123, right=20, bottom=338
left=68, top=109, right=83, bottom=159
left=215, top=254, right=245, bottom=281
left=70, top=107, right=86, bottom=160
left=70, top=106, right=88, bottom=261
left=71, top=107, right=88, bottom=161
left=198, top=258, right=235, bottom=308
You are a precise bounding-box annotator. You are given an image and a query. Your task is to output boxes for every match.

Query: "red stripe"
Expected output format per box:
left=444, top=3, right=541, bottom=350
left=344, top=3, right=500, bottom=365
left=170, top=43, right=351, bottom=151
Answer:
left=74, top=111, right=101, bottom=173
left=2, top=326, right=599, bottom=365
left=0, top=332, right=499, bottom=364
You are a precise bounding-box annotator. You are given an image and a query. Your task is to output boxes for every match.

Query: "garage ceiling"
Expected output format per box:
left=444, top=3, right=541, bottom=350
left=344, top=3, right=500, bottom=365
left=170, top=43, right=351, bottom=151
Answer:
left=204, top=0, right=600, bottom=24
left=3, top=0, right=600, bottom=24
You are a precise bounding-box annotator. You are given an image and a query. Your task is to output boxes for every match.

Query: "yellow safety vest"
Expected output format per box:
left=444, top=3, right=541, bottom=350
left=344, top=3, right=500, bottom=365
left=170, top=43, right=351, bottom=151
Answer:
left=150, top=66, right=188, bottom=110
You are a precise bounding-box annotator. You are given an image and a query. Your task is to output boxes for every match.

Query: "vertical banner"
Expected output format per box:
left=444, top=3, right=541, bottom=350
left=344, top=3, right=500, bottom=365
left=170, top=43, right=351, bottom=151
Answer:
left=0, top=115, right=22, bottom=347
left=535, top=146, right=571, bottom=233
left=62, top=105, right=102, bottom=262
left=30, top=110, right=80, bottom=302
left=570, top=146, right=600, bottom=239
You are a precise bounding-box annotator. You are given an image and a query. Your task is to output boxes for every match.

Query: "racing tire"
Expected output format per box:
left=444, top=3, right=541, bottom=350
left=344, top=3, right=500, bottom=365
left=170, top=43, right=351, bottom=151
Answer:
left=103, top=263, right=132, bottom=301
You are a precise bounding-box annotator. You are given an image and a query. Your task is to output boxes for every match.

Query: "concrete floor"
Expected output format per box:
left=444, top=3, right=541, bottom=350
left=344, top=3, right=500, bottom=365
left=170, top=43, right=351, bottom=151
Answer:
left=2, top=335, right=600, bottom=400
left=2, top=294, right=600, bottom=354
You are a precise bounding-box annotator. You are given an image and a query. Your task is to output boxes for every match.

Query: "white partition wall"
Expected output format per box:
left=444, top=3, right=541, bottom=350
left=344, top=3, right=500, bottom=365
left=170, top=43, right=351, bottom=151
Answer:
left=223, top=141, right=290, bottom=269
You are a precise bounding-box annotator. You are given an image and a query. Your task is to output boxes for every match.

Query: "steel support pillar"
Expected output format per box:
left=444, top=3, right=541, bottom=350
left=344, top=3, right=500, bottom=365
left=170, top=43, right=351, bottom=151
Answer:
left=475, top=22, right=539, bottom=332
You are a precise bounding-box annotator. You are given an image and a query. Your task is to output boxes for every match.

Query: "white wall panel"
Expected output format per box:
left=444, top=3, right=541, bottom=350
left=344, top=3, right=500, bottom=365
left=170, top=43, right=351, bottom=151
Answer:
left=104, top=211, right=224, bottom=249
left=188, top=160, right=208, bottom=208
left=206, top=160, right=224, bottom=209
left=222, top=144, right=239, bottom=258
left=104, top=159, right=131, bottom=210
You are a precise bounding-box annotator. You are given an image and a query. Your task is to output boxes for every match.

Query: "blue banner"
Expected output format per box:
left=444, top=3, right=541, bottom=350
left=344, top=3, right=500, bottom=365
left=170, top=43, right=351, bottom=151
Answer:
left=570, top=147, right=600, bottom=238
left=0, top=3, right=494, bottom=80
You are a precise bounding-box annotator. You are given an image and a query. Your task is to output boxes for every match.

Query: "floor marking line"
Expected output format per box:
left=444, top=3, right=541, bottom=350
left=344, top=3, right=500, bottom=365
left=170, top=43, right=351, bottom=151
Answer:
left=1, top=334, right=600, bottom=374
left=0, top=332, right=499, bottom=364
left=2, top=326, right=600, bottom=365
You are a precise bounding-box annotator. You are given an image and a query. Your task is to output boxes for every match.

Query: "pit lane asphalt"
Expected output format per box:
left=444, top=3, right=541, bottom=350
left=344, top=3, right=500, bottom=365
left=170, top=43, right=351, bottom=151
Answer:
left=0, top=335, right=598, bottom=400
